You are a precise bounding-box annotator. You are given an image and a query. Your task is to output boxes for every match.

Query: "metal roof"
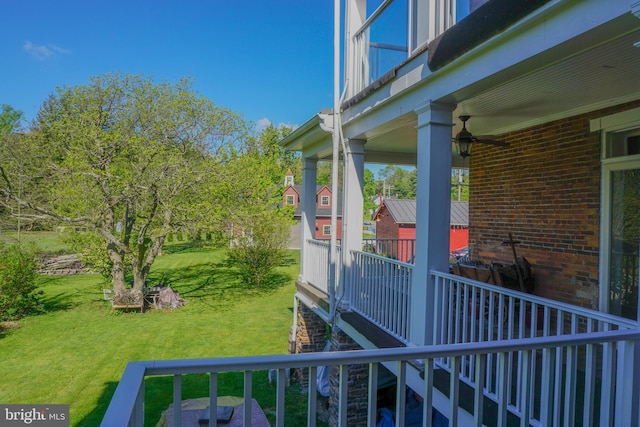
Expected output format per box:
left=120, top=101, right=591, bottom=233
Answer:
left=382, top=199, right=468, bottom=226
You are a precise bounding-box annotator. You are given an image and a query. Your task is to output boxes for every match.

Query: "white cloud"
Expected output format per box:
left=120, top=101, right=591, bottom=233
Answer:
left=255, top=117, right=299, bottom=132
left=279, top=122, right=299, bottom=131
left=255, top=117, right=272, bottom=131
left=24, top=41, right=70, bottom=60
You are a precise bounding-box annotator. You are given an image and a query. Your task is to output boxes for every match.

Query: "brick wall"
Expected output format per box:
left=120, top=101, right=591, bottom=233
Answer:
left=469, top=101, right=640, bottom=309
left=375, top=206, right=400, bottom=241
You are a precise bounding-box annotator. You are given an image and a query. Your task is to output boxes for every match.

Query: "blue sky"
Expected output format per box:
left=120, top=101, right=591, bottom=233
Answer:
left=1, top=0, right=335, bottom=130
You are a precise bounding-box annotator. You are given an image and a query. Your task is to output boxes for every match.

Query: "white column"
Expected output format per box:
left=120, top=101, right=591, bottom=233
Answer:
left=409, top=0, right=430, bottom=52
left=344, top=0, right=366, bottom=96
left=410, top=102, right=454, bottom=346
left=340, top=139, right=366, bottom=308
left=300, top=157, right=318, bottom=283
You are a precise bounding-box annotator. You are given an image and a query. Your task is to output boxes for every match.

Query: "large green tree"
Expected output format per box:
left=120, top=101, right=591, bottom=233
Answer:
left=376, top=165, right=416, bottom=198
left=0, top=104, right=23, bottom=134
left=0, top=105, right=38, bottom=233
left=451, top=168, right=469, bottom=201
left=0, top=73, right=248, bottom=294
left=215, top=125, right=295, bottom=287
left=363, top=168, right=377, bottom=215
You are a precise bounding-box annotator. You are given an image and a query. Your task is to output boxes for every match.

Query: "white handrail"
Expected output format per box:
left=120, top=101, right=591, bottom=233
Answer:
left=350, top=250, right=413, bottom=341
left=430, top=269, right=637, bottom=425
left=304, top=239, right=341, bottom=295
left=103, top=329, right=640, bottom=427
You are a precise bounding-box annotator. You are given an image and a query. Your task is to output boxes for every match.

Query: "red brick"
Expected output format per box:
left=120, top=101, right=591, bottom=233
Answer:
left=469, top=101, right=640, bottom=309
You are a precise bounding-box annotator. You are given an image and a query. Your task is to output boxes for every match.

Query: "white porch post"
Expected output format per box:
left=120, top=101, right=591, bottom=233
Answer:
left=300, top=157, right=318, bottom=283
left=344, top=0, right=366, bottom=97
left=410, top=102, right=454, bottom=346
left=340, top=139, right=366, bottom=308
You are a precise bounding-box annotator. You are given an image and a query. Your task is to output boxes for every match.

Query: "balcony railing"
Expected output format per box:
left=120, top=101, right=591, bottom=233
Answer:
left=350, top=0, right=408, bottom=95
left=106, top=246, right=639, bottom=426
left=430, top=270, right=637, bottom=426
left=350, top=250, right=413, bottom=342
left=303, top=243, right=637, bottom=345
left=347, top=0, right=456, bottom=96
left=304, top=239, right=341, bottom=295
left=103, top=329, right=639, bottom=426
left=306, top=246, right=639, bottom=422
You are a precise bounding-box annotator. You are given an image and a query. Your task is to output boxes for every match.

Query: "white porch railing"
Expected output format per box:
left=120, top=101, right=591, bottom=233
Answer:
left=430, top=270, right=637, bottom=426
left=304, top=239, right=341, bottom=295
left=350, top=250, right=413, bottom=342
left=102, top=330, right=639, bottom=427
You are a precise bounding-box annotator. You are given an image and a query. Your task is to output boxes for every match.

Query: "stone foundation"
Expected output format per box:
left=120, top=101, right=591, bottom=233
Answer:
left=293, top=301, right=327, bottom=386
left=293, top=300, right=370, bottom=426
left=328, top=327, right=368, bottom=427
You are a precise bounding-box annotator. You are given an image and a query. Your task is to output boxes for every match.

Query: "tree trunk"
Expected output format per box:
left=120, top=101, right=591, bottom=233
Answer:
left=132, top=267, right=147, bottom=292
left=108, top=243, right=127, bottom=293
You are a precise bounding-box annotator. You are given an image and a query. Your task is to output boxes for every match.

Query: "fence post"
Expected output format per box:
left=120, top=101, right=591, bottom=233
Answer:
left=614, top=340, right=636, bottom=426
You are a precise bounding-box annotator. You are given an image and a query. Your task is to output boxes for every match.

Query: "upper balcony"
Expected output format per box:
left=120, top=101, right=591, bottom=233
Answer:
left=345, top=0, right=459, bottom=98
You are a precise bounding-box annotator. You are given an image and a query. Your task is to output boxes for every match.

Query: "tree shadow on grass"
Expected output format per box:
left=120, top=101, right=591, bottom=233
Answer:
left=161, top=241, right=222, bottom=256
left=145, top=254, right=295, bottom=311
left=75, top=380, right=119, bottom=427
left=0, top=321, right=20, bottom=340
left=30, top=276, right=78, bottom=315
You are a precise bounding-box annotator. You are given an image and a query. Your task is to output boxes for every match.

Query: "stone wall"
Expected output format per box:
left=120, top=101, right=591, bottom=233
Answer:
left=328, top=328, right=368, bottom=427
left=293, top=301, right=370, bottom=426
left=293, top=302, right=327, bottom=386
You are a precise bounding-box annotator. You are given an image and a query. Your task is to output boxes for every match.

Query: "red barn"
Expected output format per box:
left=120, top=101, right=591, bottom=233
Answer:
left=374, top=199, right=468, bottom=262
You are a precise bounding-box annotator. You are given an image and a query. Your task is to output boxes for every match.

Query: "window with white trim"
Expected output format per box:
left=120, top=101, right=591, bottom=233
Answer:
left=593, top=107, right=640, bottom=320
left=322, top=225, right=331, bottom=236
left=285, top=195, right=295, bottom=205
left=320, top=195, right=330, bottom=206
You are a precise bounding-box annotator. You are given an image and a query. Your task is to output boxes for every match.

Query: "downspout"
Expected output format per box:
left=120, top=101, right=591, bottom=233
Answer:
left=329, top=0, right=341, bottom=326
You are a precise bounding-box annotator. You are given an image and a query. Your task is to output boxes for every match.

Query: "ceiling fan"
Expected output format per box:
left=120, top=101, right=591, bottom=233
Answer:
left=453, top=114, right=508, bottom=158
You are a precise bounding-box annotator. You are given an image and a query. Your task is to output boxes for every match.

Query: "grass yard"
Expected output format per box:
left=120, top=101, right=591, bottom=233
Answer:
left=0, top=230, right=73, bottom=254
left=0, top=238, right=310, bottom=426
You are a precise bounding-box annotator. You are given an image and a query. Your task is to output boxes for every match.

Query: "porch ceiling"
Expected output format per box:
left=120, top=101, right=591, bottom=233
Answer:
left=357, top=15, right=640, bottom=166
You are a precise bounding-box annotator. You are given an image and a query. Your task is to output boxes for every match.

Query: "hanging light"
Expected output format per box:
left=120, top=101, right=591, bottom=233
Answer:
left=453, top=114, right=508, bottom=158
left=454, top=114, right=474, bottom=158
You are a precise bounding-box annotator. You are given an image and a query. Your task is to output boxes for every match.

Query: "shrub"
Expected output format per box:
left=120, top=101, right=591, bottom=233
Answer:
left=0, top=243, right=41, bottom=320
left=226, top=214, right=292, bottom=287
left=61, top=230, right=113, bottom=283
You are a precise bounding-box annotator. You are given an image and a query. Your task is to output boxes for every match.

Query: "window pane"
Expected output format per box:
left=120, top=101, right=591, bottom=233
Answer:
left=609, top=168, right=640, bottom=320
left=606, top=130, right=640, bottom=158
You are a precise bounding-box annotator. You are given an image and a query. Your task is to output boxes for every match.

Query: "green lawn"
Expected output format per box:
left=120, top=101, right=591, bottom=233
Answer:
left=0, top=240, right=308, bottom=426
left=0, top=230, right=74, bottom=254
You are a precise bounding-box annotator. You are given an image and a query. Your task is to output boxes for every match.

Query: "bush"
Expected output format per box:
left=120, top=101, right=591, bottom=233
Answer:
left=227, top=214, right=291, bottom=287
left=0, top=243, right=41, bottom=320
left=61, top=230, right=113, bottom=283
